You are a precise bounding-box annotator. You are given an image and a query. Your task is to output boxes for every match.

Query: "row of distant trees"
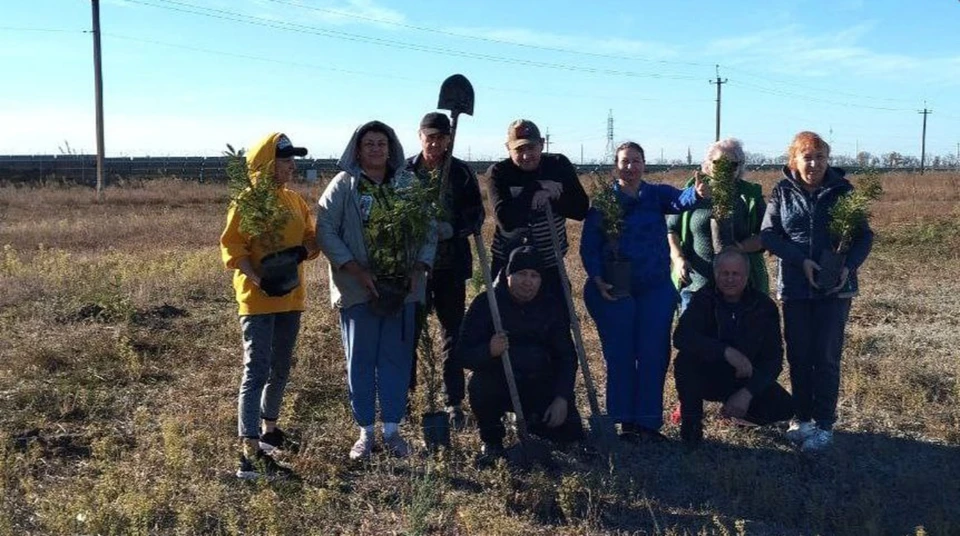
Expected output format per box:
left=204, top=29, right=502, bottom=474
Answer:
left=745, top=151, right=958, bottom=169
left=598, top=151, right=960, bottom=168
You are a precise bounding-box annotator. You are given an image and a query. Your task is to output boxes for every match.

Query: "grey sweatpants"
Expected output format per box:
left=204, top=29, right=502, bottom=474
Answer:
left=237, top=311, right=302, bottom=438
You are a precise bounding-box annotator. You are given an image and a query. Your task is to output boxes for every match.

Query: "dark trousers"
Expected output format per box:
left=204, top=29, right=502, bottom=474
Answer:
left=674, top=356, right=794, bottom=427
left=468, top=369, right=584, bottom=446
left=782, top=298, right=852, bottom=430
left=410, top=269, right=467, bottom=407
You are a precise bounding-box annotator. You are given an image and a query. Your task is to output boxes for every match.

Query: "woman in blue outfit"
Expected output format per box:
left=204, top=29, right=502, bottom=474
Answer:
left=761, top=131, right=873, bottom=452
left=580, top=141, right=708, bottom=441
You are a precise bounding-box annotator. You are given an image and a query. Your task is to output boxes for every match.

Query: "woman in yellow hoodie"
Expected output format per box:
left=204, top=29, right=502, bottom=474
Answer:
left=219, top=132, right=319, bottom=479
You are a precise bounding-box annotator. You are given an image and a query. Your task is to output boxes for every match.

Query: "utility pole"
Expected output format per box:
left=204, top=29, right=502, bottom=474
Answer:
left=91, top=0, right=106, bottom=201
left=580, top=143, right=583, bottom=165
left=918, top=104, right=932, bottom=175
left=544, top=127, right=550, bottom=153
left=709, top=64, right=727, bottom=142
left=605, top=109, right=615, bottom=164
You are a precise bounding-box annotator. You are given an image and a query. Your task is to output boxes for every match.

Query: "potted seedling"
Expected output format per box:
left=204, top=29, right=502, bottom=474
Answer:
left=364, top=170, right=441, bottom=316
left=225, top=145, right=306, bottom=297
left=591, top=173, right=630, bottom=298
left=708, top=155, right=739, bottom=254
left=817, top=170, right=883, bottom=290
left=417, top=311, right=450, bottom=451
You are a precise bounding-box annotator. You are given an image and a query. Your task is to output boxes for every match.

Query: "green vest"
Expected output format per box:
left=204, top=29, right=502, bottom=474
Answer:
left=672, top=178, right=769, bottom=295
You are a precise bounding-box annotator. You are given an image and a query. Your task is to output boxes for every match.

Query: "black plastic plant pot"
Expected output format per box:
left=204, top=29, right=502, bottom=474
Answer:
left=259, top=247, right=302, bottom=297
left=816, top=249, right=846, bottom=291
left=369, top=275, right=409, bottom=317
left=421, top=410, right=451, bottom=451
left=603, top=260, right=632, bottom=298
left=710, top=217, right=737, bottom=254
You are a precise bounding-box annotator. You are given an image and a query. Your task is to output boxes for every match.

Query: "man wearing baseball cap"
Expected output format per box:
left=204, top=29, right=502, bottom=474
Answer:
left=406, top=111, right=485, bottom=429
left=486, top=118, right=588, bottom=320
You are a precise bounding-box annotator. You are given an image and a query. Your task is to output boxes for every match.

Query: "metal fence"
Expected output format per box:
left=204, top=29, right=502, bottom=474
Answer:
left=0, top=154, right=934, bottom=185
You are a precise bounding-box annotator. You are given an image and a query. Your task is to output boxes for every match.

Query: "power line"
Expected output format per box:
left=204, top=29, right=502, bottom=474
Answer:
left=724, top=65, right=917, bottom=105
left=264, top=0, right=712, bottom=70
left=100, top=32, right=709, bottom=105
left=0, top=26, right=85, bottom=33
left=727, top=79, right=913, bottom=112
left=123, top=0, right=702, bottom=82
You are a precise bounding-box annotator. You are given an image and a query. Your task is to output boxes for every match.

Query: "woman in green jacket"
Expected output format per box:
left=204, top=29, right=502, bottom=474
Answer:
left=667, top=138, right=769, bottom=314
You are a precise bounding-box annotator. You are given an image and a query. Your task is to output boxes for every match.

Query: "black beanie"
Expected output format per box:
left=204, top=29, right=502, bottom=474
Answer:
left=506, top=246, right=542, bottom=276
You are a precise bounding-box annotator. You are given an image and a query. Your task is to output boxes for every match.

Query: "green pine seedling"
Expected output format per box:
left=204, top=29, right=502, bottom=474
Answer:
left=709, top=155, right=738, bottom=221
left=828, top=169, right=883, bottom=253
left=224, top=144, right=290, bottom=253
left=591, top=172, right=625, bottom=259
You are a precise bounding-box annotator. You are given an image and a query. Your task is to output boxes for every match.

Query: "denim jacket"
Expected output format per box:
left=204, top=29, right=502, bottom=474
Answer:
left=761, top=166, right=873, bottom=300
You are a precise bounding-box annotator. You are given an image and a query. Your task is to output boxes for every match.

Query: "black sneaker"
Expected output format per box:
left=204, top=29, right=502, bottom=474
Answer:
left=680, top=420, right=704, bottom=447
left=447, top=406, right=467, bottom=431
left=476, top=441, right=505, bottom=468
left=236, top=450, right=295, bottom=480
left=259, top=428, right=299, bottom=454
left=636, top=427, right=668, bottom=443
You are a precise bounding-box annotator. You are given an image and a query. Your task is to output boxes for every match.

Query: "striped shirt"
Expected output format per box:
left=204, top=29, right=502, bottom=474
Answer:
left=486, top=153, right=589, bottom=268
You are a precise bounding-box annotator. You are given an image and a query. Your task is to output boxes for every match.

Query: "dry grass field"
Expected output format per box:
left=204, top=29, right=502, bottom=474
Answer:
left=1, top=170, right=958, bottom=535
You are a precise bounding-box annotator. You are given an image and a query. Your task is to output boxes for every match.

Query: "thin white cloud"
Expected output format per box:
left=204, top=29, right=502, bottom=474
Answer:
left=445, top=26, right=682, bottom=60
left=706, top=23, right=960, bottom=85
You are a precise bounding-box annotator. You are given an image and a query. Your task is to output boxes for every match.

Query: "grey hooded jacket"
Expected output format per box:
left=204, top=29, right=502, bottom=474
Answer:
left=316, top=121, right=437, bottom=309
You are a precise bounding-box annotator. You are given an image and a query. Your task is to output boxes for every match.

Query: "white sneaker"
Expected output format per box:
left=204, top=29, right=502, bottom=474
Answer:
left=801, top=428, right=833, bottom=452
left=349, top=434, right=374, bottom=460
left=785, top=420, right=817, bottom=444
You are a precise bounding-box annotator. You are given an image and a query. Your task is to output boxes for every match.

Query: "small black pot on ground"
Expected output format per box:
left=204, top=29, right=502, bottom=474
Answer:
left=370, top=276, right=409, bottom=316
left=421, top=411, right=451, bottom=451
left=817, top=249, right=846, bottom=291
left=260, top=246, right=306, bottom=297
left=603, top=259, right=632, bottom=298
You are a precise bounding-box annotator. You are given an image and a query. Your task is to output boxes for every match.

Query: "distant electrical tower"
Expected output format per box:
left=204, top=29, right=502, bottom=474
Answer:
left=605, top=109, right=615, bottom=164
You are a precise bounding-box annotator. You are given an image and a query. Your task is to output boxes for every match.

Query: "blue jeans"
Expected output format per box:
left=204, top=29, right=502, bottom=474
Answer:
left=237, top=312, right=302, bottom=438
left=782, top=298, right=852, bottom=430
left=340, top=302, right=415, bottom=426
left=585, top=277, right=677, bottom=431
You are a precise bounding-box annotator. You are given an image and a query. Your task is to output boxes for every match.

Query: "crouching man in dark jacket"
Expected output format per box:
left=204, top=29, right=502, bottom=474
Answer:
left=673, top=249, right=794, bottom=445
left=457, top=246, right=584, bottom=457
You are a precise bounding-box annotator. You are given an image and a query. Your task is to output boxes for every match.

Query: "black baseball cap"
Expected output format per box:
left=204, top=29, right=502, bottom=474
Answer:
left=419, top=112, right=451, bottom=136
left=275, top=134, right=308, bottom=158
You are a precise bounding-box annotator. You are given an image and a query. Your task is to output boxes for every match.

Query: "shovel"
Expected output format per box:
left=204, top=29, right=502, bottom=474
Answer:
left=543, top=203, right=617, bottom=448
left=436, top=74, right=474, bottom=193
left=471, top=232, right=553, bottom=468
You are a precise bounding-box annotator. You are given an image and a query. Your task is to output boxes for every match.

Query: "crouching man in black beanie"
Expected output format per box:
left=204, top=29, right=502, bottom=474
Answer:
left=456, top=246, right=584, bottom=458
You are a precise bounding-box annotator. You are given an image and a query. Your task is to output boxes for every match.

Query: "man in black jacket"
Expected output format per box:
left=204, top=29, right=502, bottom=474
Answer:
left=408, top=112, right=486, bottom=428
left=673, top=249, right=794, bottom=445
left=486, top=119, right=588, bottom=308
left=457, top=246, right=583, bottom=456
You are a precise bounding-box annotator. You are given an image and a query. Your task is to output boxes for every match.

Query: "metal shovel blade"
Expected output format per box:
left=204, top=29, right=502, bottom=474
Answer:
left=437, top=74, right=474, bottom=116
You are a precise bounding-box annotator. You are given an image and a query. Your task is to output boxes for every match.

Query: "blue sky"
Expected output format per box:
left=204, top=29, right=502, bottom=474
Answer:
left=1, top=0, right=958, bottom=163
